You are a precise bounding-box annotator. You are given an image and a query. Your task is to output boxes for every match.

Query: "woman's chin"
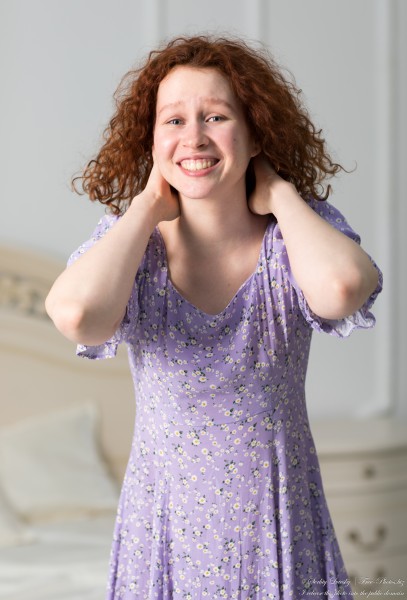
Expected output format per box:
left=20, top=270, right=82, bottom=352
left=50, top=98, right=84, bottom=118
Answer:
left=175, top=186, right=211, bottom=201
left=175, top=180, right=224, bottom=202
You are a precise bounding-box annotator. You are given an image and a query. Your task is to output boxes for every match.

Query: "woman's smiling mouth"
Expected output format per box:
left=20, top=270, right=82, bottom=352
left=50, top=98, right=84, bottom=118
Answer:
left=178, top=158, right=220, bottom=173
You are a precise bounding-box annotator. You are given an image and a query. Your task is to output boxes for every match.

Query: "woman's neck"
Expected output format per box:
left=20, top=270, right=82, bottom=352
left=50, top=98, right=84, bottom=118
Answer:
left=175, top=190, right=261, bottom=255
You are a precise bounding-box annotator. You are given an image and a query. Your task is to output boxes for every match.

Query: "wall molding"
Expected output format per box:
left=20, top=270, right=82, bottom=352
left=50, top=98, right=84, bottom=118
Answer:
left=394, top=0, right=407, bottom=415
left=373, top=0, right=396, bottom=413
left=244, top=0, right=265, bottom=41
left=140, top=0, right=165, bottom=43
left=373, top=0, right=406, bottom=416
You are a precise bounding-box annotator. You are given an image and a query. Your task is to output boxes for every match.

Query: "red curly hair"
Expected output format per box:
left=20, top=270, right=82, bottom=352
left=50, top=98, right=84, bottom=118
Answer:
left=73, top=35, right=345, bottom=215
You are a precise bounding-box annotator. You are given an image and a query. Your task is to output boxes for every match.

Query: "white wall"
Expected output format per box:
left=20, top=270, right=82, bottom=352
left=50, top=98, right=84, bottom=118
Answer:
left=1, top=0, right=405, bottom=418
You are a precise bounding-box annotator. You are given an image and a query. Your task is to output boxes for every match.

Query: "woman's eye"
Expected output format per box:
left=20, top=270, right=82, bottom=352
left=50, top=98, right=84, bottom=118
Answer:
left=207, top=115, right=224, bottom=122
left=167, top=118, right=183, bottom=125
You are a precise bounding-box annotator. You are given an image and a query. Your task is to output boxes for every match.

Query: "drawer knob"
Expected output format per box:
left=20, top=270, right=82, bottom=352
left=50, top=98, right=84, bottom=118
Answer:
left=362, top=464, right=377, bottom=478
left=347, top=524, right=387, bottom=552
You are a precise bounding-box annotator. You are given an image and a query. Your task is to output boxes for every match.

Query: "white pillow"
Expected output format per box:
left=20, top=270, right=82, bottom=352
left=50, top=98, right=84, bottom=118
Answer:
left=0, top=404, right=119, bottom=522
left=0, top=487, right=33, bottom=546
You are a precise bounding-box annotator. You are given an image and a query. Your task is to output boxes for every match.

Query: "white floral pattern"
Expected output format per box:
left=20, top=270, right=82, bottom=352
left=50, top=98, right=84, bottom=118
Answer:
left=70, top=199, right=382, bottom=599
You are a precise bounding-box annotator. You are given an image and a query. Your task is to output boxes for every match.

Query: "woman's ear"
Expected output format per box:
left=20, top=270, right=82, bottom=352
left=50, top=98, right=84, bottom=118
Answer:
left=250, top=140, right=261, bottom=158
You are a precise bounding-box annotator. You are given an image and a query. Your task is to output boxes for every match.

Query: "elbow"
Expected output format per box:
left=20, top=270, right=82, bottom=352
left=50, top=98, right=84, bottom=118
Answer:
left=335, top=262, right=379, bottom=317
left=45, top=294, right=118, bottom=346
left=330, top=275, right=366, bottom=318
left=308, top=265, right=379, bottom=320
left=45, top=294, right=89, bottom=343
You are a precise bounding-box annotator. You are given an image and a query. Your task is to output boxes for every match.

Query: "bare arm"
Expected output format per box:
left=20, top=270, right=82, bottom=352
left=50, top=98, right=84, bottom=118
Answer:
left=45, top=163, right=180, bottom=345
left=248, top=155, right=379, bottom=320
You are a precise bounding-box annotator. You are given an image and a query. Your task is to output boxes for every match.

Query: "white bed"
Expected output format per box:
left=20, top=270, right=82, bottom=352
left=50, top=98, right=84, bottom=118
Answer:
left=0, top=516, right=116, bottom=599
left=0, top=244, right=135, bottom=599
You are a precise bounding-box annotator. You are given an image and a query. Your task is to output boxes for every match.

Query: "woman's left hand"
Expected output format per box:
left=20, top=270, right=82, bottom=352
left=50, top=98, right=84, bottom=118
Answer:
left=248, top=154, right=291, bottom=216
left=248, top=154, right=380, bottom=320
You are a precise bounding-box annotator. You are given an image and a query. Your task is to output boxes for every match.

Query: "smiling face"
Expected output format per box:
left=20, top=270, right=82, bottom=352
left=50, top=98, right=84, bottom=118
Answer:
left=153, top=66, right=259, bottom=202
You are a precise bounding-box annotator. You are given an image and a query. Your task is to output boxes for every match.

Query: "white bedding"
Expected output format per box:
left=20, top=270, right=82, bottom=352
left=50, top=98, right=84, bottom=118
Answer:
left=0, top=247, right=131, bottom=600
left=0, top=513, right=115, bottom=600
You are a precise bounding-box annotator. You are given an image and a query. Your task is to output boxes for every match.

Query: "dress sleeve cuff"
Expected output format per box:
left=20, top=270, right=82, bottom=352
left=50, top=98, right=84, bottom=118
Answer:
left=296, top=258, right=383, bottom=338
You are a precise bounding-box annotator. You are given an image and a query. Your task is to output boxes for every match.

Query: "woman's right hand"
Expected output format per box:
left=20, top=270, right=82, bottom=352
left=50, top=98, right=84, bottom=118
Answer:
left=46, top=154, right=179, bottom=347
left=135, top=153, right=180, bottom=223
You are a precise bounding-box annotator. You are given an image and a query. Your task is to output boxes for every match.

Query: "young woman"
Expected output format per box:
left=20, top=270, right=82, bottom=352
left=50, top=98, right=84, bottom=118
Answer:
left=46, top=35, right=382, bottom=599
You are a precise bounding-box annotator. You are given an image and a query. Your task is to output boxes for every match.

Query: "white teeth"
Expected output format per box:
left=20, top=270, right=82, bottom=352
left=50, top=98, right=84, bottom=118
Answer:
left=180, top=159, right=217, bottom=171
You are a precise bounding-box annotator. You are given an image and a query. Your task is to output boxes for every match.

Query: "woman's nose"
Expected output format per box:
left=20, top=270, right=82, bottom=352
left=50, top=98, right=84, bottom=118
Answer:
left=182, top=122, right=208, bottom=148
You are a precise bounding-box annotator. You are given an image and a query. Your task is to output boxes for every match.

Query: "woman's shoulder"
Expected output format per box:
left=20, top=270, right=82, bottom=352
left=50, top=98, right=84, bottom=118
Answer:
left=267, top=197, right=361, bottom=247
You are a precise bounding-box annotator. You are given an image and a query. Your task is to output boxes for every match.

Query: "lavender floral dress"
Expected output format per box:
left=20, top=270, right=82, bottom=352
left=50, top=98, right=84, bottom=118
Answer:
left=70, top=199, right=382, bottom=600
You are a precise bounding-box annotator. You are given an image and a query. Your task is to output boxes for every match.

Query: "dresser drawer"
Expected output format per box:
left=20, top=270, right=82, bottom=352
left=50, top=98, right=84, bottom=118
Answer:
left=345, top=553, right=407, bottom=598
left=318, top=450, right=407, bottom=494
left=327, top=491, right=407, bottom=558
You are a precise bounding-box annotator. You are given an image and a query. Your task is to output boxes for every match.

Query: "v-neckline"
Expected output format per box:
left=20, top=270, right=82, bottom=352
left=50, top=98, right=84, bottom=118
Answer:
left=155, top=219, right=273, bottom=319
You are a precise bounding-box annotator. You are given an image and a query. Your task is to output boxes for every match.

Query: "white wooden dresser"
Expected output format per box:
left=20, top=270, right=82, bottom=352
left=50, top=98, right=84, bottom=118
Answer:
left=312, top=417, right=407, bottom=597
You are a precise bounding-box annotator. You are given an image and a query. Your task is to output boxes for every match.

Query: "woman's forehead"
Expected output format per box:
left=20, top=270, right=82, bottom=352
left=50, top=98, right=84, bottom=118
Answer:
left=156, top=66, right=238, bottom=110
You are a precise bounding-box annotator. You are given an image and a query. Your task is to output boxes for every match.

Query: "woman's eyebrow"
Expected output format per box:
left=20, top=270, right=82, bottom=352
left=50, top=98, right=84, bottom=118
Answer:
left=157, top=97, right=235, bottom=117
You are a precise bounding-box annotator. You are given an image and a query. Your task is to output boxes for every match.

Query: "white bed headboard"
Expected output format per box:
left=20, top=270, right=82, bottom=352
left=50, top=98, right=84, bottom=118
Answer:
left=0, top=244, right=134, bottom=482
